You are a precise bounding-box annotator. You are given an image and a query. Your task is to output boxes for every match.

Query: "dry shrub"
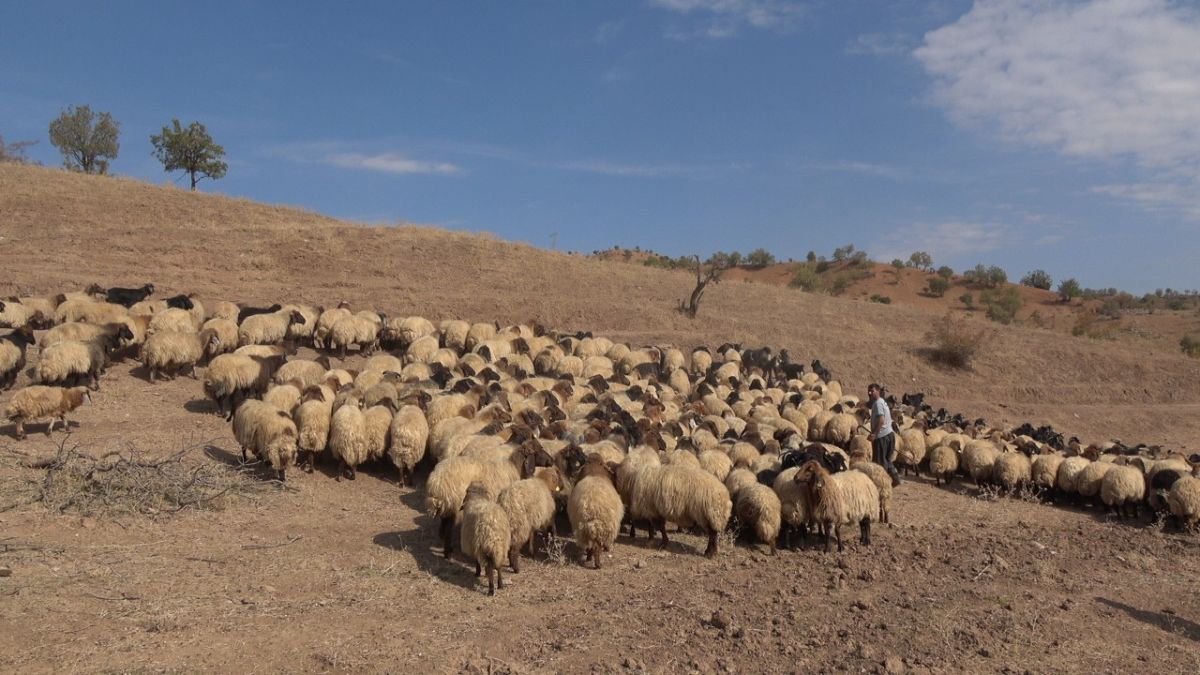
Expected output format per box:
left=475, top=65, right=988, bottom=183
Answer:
left=924, top=312, right=990, bottom=369
left=2, top=438, right=274, bottom=517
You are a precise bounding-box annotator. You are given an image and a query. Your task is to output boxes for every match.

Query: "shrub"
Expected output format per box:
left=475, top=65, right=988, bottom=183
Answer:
left=986, top=266, right=1008, bottom=288
left=806, top=250, right=817, bottom=263
left=1182, top=335, right=1200, bottom=358
left=937, top=266, right=954, bottom=279
left=815, top=260, right=831, bottom=274
left=1098, top=299, right=1122, bottom=319
left=926, top=276, right=951, bottom=297
left=960, top=292, right=974, bottom=309
left=981, top=287, right=1022, bottom=324
left=829, top=277, right=850, bottom=296
left=746, top=248, right=775, bottom=266
left=891, top=259, right=905, bottom=269
left=925, top=313, right=990, bottom=368
left=908, top=251, right=933, bottom=271
left=789, top=264, right=820, bottom=291
left=1058, top=278, right=1082, bottom=303
left=850, top=250, right=869, bottom=264
left=1021, top=269, right=1052, bottom=290
left=870, top=294, right=892, bottom=304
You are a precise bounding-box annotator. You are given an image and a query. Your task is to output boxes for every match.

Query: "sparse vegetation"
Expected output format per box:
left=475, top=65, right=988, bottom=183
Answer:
left=746, top=248, right=775, bottom=266
left=150, top=119, right=228, bottom=190
left=1183, top=335, right=1200, bottom=358
left=924, top=312, right=989, bottom=368
left=832, top=243, right=856, bottom=262
left=48, top=104, right=120, bottom=174
left=870, top=294, right=892, bottom=304
left=1021, top=269, right=1053, bottom=290
left=0, top=134, right=37, bottom=164
left=981, top=287, right=1023, bottom=324
left=960, top=292, right=974, bottom=309
left=936, top=265, right=954, bottom=279
left=789, top=263, right=819, bottom=291
left=926, top=276, right=950, bottom=297
left=908, top=251, right=933, bottom=271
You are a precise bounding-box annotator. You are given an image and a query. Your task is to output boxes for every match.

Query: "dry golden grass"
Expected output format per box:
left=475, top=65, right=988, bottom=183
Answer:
left=2, top=163, right=1199, bottom=446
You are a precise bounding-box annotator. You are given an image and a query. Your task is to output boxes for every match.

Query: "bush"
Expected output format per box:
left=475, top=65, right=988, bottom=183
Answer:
left=981, top=287, right=1022, bottom=324
left=870, top=294, right=892, bottom=304
left=746, top=248, right=775, bottom=266
left=832, top=244, right=856, bottom=262
left=986, top=266, right=1008, bottom=287
left=960, top=292, right=974, bottom=309
left=1021, top=269, right=1052, bottom=290
left=925, top=313, right=990, bottom=368
left=815, top=260, right=832, bottom=274
left=829, top=277, right=850, bottom=296
left=926, top=276, right=951, bottom=297
left=1058, top=278, right=1082, bottom=303
left=789, top=264, right=820, bottom=291
left=1182, top=335, right=1200, bottom=358
left=806, top=250, right=817, bottom=263
left=908, top=251, right=933, bottom=271
left=937, top=266, right=954, bottom=279
left=891, top=259, right=905, bottom=269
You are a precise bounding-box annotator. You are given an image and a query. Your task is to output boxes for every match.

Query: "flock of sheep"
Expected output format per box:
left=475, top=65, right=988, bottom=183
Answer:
left=3, top=285, right=1200, bottom=595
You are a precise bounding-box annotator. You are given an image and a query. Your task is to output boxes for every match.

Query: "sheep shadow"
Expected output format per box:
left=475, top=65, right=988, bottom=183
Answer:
left=1095, top=597, right=1200, bottom=642
left=0, top=419, right=80, bottom=440
left=184, top=398, right=218, bottom=415
left=374, top=492, right=483, bottom=593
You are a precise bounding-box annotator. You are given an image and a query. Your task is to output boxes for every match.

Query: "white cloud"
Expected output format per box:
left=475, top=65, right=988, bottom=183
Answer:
left=876, top=221, right=1009, bottom=263
left=649, top=0, right=805, bottom=39
left=324, top=152, right=460, bottom=175
left=916, top=0, right=1200, bottom=219
left=804, top=160, right=905, bottom=180
left=845, top=32, right=911, bottom=56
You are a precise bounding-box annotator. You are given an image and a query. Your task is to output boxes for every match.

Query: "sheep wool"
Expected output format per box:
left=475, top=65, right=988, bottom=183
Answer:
left=1100, top=465, right=1146, bottom=518
left=567, top=458, right=625, bottom=569
left=497, top=469, right=561, bottom=572
left=4, top=385, right=91, bottom=439
left=460, top=484, right=511, bottom=595
left=329, top=394, right=369, bottom=479
left=1167, top=477, right=1200, bottom=530
left=387, top=405, right=429, bottom=486
left=732, top=482, right=782, bottom=554
left=36, top=340, right=106, bottom=389
left=851, top=460, right=893, bottom=524
left=991, top=452, right=1032, bottom=492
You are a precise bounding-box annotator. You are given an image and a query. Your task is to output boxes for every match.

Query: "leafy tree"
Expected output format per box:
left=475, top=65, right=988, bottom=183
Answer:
left=926, top=276, right=950, bottom=297
left=805, top=250, right=817, bottom=263
left=986, top=266, right=1008, bottom=288
left=850, top=250, right=869, bottom=264
left=1021, top=269, right=1052, bottom=290
left=960, top=292, right=974, bottom=309
left=936, top=265, right=954, bottom=279
left=48, top=105, right=120, bottom=174
left=908, top=251, right=933, bottom=271
left=891, top=259, right=905, bottom=269
left=746, top=248, right=775, bottom=266
left=832, top=244, right=855, bottom=262
left=1058, top=278, right=1082, bottom=303
left=150, top=119, right=228, bottom=190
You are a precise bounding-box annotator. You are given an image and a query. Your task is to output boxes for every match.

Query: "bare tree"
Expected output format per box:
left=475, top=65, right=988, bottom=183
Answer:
left=678, top=253, right=733, bottom=318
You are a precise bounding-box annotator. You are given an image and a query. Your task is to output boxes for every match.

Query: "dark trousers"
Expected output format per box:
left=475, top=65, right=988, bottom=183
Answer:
left=873, top=433, right=899, bottom=478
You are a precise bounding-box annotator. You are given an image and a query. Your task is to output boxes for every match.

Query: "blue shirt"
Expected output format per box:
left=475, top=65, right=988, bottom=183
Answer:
left=871, top=397, right=893, bottom=438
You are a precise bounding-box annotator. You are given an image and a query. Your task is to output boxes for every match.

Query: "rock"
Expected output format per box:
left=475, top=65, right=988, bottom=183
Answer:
left=634, top=560, right=643, bottom=570
left=853, top=598, right=872, bottom=611
left=732, top=627, right=746, bottom=640
left=0, top=566, right=11, bottom=578
left=883, top=656, right=905, bottom=674
left=710, top=610, right=732, bottom=630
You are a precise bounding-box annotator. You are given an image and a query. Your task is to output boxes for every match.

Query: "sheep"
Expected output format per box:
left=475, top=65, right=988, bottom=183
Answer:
left=460, top=483, right=511, bottom=595
left=895, top=428, right=927, bottom=476
left=313, top=304, right=352, bottom=348
left=961, top=440, right=998, bottom=487
left=282, top=304, right=320, bottom=344
left=104, top=283, right=154, bottom=307
left=1074, top=461, right=1114, bottom=507
left=238, top=309, right=306, bottom=347
left=1167, top=477, right=1200, bottom=531
left=10, top=296, right=57, bottom=329
left=731, top=482, right=782, bottom=554
left=330, top=311, right=385, bottom=358
left=440, top=319, right=470, bottom=353
left=148, top=307, right=199, bottom=334
left=406, top=335, right=441, bottom=364
left=991, top=452, right=1032, bottom=494
left=1055, top=456, right=1092, bottom=501
left=200, top=318, right=238, bottom=358
left=36, top=339, right=110, bottom=389
left=294, top=384, right=335, bottom=471
left=794, top=460, right=879, bottom=553
left=824, top=412, right=857, bottom=446
left=850, top=459, right=893, bottom=524
left=141, top=328, right=220, bottom=381
left=231, top=400, right=298, bottom=481
left=40, top=321, right=134, bottom=351
left=262, top=381, right=305, bottom=413
left=1031, top=453, right=1065, bottom=498
left=387, top=403, right=429, bottom=486
left=772, top=467, right=809, bottom=549
left=1100, top=465, right=1146, bottom=519
left=204, top=353, right=286, bottom=419
left=54, top=298, right=129, bottom=325
left=0, top=300, right=38, bottom=329
left=567, top=456, right=625, bottom=569
left=0, top=325, right=36, bottom=390
left=363, top=401, right=395, bottom=462
left=273, top=356, right=333, bottom=389
left=130, top=294, right=194, bottom=317
left=381, top=315, right=435, bottom=350
left=364, top=353, right=403, bottom=373
left=209, top=300, right=240, bottom=323
left=329, top=392, right=368, bottom=480
left=633, top=464, right=732, bottom=557
left=498, top=468, right=563, bottom=572
left=4, top=385, right=91, bottom=439
left=698, top=449, right=733, bottom=482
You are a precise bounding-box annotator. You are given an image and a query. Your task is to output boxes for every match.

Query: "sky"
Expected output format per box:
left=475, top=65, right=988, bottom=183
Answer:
left=2, top=0, right=1199, bottom=294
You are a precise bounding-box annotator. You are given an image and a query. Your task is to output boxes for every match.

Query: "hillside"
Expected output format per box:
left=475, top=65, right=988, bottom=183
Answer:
left=3, top=164, right=1199, bottom=446
left=3, top=164, right=1200, bottom=673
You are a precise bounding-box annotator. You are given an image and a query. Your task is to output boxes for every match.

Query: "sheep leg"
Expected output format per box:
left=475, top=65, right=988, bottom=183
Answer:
left=656, top=519, right=670, bottom=549
left=475, top=560, right=482, bottom=577
left=149, top=367, right=157, bottom=382
left=860, top=518, right=871, bottom=546
left=593, top=546, right=602, bottom=569
left=44, top=418, right=56, bottom=435
left=186, top=364, right=197, bottom=380
left=347, top=464, right=356, bottom=481
left=277, top=468, right=286, bottom=483
left=241, top=446, right=249, bottom=463
left=526, top=532, right=536, bottom=558
left=509, top=547, right=520, bottom=574
left=495, top=564, right=504, bottom=589
left=440, top=517, right=455, bottom=558
left=704, top=529, right=719, bottom=558
left=835, top=524, right=844, bottom=553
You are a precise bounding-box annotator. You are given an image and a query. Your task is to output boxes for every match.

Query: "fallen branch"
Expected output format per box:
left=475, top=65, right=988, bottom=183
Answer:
left=242, top=534, right=303, bottom=551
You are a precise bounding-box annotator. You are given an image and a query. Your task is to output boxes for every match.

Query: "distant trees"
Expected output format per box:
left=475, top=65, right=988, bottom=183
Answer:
left=0, top=135, right=37, bottom=164
left=832, top=244, right=856, bottom=262
left=48, top=105, right=120, bottom=174
left=150, top=119, right=227, bottom=190
left=1021, top=269, right=1053, bottom=290
left=908, top=251, right=933, bottom=271
left=1058, top=278, right=1082, bottom=303
left=964, top=263, right=1008, bottom=289
left=746, top=248, right=775, bottom=267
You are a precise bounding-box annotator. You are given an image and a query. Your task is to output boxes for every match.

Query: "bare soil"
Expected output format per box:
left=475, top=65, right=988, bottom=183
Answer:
left=2, top=165, right=1200, bottom=673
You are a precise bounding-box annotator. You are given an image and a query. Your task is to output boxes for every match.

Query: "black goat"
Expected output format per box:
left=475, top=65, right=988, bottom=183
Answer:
left=237, top=303, right=283, bottom=324
left=104, top=283, right=155, bottom=307
left=773, top=349, right=805, bottom=381
left=810, top=359, right=832, bottom=383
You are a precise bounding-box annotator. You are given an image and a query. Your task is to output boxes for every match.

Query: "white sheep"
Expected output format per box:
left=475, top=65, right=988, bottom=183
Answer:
left=794, top=459, right=879, bottom=553
left=238, top=309, right=306, bottom=347
left=387, top=403, right=429, bottom=486
left=497, top=468, right=563, bottom=572
left=141, top=328, right=220, bottom=381
left=567, top=456, right=625, bottom=569
left=4, top=385, right=91, bottom=439
left=460, top=482, right=512, bottom=595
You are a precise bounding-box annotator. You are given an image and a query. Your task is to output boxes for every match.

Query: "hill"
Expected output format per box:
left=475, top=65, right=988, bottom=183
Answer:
left=2, top=164, right=1200, bottom=672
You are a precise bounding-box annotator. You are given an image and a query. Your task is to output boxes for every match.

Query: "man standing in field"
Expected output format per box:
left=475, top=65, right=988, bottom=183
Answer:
left=867, top=383, right=902, bottom=487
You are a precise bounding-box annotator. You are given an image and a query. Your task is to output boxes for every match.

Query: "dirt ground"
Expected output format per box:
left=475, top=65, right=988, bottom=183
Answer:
left=2, top=165, right=1200, bottom=673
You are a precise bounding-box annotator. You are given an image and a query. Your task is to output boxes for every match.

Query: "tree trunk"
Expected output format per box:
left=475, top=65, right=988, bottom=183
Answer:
left=190, top=171, right=198, bottom=191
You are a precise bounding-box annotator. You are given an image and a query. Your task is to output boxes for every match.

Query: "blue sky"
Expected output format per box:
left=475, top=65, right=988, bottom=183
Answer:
left=3, top=0, right=1199, bottom=293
